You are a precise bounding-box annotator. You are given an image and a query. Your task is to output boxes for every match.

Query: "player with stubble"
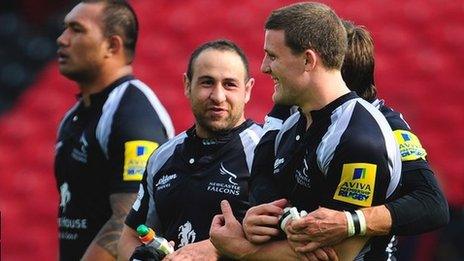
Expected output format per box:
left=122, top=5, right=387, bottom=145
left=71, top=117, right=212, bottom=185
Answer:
left=55, top=1, right=173, bottom=260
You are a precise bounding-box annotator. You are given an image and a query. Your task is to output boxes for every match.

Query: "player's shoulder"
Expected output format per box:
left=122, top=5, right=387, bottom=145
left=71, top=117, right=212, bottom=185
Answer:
left=374, top=99, right=411, bottom=131
left=146, top=131, right=188, bottom=175
left=238, top=120, right=264, bottom=145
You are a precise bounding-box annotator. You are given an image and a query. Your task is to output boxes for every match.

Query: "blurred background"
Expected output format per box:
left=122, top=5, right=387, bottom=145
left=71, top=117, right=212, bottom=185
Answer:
left=0, top=0, right=463, bottom=260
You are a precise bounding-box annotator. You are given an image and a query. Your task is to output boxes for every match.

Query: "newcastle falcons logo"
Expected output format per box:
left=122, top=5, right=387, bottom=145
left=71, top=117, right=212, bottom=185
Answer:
left=219, top=163, right=238, bottom=185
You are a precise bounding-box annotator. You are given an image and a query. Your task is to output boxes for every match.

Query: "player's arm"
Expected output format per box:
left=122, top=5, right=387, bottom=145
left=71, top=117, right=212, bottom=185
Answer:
left=386, top=165, right=449, bottom=235
left=117, top=160, right=163, bottom=260
left=163, top=240, right=219, bottom=260
left=82, top=193, right=137, bottom=260
left=211, top=200, right=326, bottom=261
left=249, top=129, right=283, bottom=206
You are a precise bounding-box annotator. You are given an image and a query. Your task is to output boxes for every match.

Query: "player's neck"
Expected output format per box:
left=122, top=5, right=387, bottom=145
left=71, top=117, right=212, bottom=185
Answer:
left=299, top=69, right=349, bottom=119
left=79, top=65, right=132, bottom=106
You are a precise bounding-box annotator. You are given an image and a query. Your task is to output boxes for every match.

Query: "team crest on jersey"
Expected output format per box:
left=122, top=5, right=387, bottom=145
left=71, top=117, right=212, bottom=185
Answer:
left=219, top=163, right=238, bottom=185
left=393, top=130, right=427, bottom=161
left=59, top=182, right=71, bottom=212
left=295, top=158, right=311, bottom=188
left=123, top=140, right=159, bottom=181
left=333, top=163, right=376, bottom=207
left=207, top=163, right=240, bottom=195
left=178, top=221, right=196, bottom=247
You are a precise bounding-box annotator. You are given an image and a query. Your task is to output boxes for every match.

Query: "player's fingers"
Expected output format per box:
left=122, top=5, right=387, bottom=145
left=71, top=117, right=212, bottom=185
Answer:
left=313, top=248, right=329, bottom=260
left=295, top=241, right=322, bottom=253
left=287, top=233, right=312, bottom=243
left=248, top=224, right=281, bottom=236
left=249, top=214, right=280, bottom=226
left=291, top=216, right=316, bottom=231
left=248, top=203, right=284, bottom=216
left=220, top=200, right=236, bottom=223
left=322, top=247, right=338, bottom=261
left=210, top=214, right=225, bottom=231
left=270, top=198, right=288, bottom=208
left=248, top=234, right=272, bottom=244
left=302, top=252, right=318, bottom=261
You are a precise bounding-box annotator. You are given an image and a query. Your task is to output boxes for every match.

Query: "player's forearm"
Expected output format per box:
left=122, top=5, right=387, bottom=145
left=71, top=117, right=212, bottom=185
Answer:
left=243, top=240, right=303, bottom=261
left=360, top=205, right=392, bottom=236
left=82, top=241, right=116, bottom=261
left=386, top=168, right=449, bottom=235
left=332, top=236, right=369, bottom=261
left=85, top=193, right=137, bottom=260
left=117, top=225, right=141, bottom=261
left=167, top=239, right=220, bottom=260
left=83, top=214, right=125, bottom=260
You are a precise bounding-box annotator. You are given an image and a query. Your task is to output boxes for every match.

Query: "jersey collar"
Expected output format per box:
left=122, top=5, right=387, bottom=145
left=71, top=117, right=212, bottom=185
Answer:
left=310, top=91, right=359, bottom=121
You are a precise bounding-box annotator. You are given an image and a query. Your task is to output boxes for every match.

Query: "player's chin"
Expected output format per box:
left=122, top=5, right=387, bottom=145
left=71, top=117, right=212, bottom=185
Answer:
left=206, top=119, right=233, bottom=133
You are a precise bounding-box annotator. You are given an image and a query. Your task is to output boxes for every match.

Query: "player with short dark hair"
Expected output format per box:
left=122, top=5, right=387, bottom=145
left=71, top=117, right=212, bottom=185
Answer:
left=82, top=0, right=139, bottom=62
left=210, top=3, right=402, bottom=260
left=118, top=39, right=288, bottom=260
left=280, top=20, right=449, bottom=258
left=55, top=1, right=174, bottom=260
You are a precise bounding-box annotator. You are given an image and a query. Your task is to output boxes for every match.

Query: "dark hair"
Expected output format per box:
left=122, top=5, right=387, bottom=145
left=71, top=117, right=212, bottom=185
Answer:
left=186, top=39, right=250, bottom=81
left=342, top=20, right=377, bottom=102
left=265, top=2, right=347, bottom=69
left=82, top=0, right=138, bottom=63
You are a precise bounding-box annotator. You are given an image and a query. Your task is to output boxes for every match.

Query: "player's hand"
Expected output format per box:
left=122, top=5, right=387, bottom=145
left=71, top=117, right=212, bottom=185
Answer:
left=209, top=200, right=257, bottom=259
left=300, top=247, right=339, bottom=261
left=242, top=198, right=288, bottom=243
left=287, top=207, right=347, bottom=252
left=129, top=244, right=166, bottom=261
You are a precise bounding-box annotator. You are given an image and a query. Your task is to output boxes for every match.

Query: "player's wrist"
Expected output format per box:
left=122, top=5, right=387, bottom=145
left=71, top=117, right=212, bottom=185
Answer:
left=344, top=210, right=367, bottom=237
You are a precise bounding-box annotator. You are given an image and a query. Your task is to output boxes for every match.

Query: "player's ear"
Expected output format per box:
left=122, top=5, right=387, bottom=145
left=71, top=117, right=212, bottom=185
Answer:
left=183, top=73, right=191, bottom=97
left=303, top=49, right=317, bottom=71
left=105, top=35, right=123, bottom=58
left=244, top=77, right=254, bottom=104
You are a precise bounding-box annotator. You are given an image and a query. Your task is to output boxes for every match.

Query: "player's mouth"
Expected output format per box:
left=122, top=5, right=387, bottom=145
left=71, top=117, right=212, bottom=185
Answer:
left=271, top=76, right=280, bottom=89
left=57, top=50, right=69, bottom=63
left=208, top=106, right=228, bottom=117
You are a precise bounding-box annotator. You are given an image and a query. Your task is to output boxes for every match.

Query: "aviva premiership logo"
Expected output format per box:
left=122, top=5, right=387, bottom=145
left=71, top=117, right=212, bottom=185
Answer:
left=123, top=140, right=159, bottom=181
left=333, top=163, right=376, bottom=207
left=393, top=130, right=427, bottom=161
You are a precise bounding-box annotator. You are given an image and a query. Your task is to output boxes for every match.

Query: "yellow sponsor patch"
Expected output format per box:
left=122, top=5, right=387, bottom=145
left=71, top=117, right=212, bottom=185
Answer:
left=123, top=140, right=159, bottom=181
left=333, top=163, right=376, bottom=207
left=393, top=130, right=427, bottom=161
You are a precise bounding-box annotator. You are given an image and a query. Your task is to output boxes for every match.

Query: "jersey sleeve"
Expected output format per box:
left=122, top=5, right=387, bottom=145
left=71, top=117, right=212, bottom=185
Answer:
left=125, top=156, right=163, bottom=233
left=249, top=105, right=295, bottom=205
left=386, top=166, right=449, bottom=235
left=106, top=85, right=171, bottom=194
left=249, top=130, right=283, bottom=205
left=323, top=133, right=394, bottom=210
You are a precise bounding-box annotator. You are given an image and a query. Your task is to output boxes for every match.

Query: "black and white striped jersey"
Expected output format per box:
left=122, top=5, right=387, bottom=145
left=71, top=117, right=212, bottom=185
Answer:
left=125, top=120, right=263, bottom=248
left=55, top=75, right=174, bottom=260
left=262, top=92, right=401, bottom=260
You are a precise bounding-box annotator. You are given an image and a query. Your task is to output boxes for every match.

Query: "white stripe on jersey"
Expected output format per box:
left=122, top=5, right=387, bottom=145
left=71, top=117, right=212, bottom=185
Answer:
left=274, top=111, right=301, bottom=155
left=263, top=116, right=284, bottom=133
left=144, top=132, right=187, bottom=227
left=95, top=82, right=131, bottom=158
left=316, top=99, right=357, bottom=174
left=239, top=123, right=264, bottom=172
left=130, top=79, right=175, bottom=138
left=357, top=98, right=401, bottom=199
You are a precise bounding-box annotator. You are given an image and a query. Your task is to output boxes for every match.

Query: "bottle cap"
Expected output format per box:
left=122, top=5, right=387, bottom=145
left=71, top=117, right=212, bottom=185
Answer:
left=136, top=224, right=150, bottom=237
